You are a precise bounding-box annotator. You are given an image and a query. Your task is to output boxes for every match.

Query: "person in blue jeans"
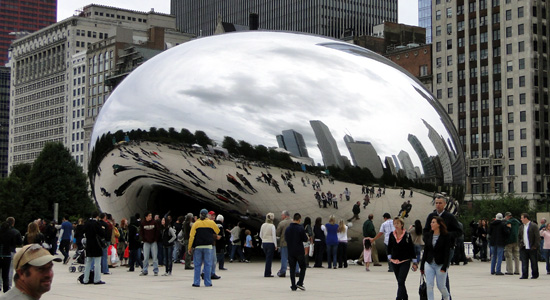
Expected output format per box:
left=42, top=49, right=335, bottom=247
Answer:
left=229, top=222, right=246, bottom=262
left=488, top=213, right=510, bottom=275
left=323, top=215, right=339, bottom=269
left=420, top=217, right=451, bottom=300
left=260, top=213, right=277, bottom=277
left=276, top=211, right=292, bottom=276
left=188, top=209, right=220, bottom=287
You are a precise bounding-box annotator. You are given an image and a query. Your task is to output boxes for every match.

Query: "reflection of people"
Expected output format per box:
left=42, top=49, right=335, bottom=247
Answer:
left=4, top=244, right=62, bottom=299
left=347, top=202, right=361, bottom=222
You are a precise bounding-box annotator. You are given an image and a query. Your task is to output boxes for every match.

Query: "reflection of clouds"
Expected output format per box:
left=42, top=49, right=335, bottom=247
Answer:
left=91, top=32, right=459, bottom=175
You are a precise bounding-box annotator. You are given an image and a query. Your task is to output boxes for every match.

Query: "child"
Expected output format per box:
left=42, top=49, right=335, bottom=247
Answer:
left=244, top=229, right=253, bottom=262
left=363, top=237, right=372, bottom=271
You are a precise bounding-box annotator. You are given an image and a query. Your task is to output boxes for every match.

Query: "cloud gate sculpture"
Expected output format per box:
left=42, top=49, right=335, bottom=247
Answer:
left=89, top=31, right=465, bottom=254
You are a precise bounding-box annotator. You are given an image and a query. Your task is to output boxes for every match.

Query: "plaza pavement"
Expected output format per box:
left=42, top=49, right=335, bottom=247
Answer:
left=42, top=252, right=548, bottom=300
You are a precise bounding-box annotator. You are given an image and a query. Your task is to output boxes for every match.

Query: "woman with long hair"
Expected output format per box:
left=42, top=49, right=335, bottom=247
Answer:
left=161, top=216, right=176, bottom=276
left=420, top=216, right=451, bottom=300
left=336, top=219, right=348, bottom=268
left=477, top=219, right=488, bottom=261
left=74, top=218, right=85, bottom=251
left=408, top=219, right=424, bottom=262
left=23, top=222, right=44, bottom=245
left=324, top=215, right=339, bottom=269
left=302, top=217, right=313, bottom=268
left=259, top=213, right=277, bottom=277
left=312, top=217, right=326, bottom=268
left=388, top=218, right=418, bottom=300
left=117, top=218, right=129, bottom=266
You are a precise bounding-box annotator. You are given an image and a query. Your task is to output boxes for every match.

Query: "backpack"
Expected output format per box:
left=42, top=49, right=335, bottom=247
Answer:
left=78, top=270, right=94, bottom=284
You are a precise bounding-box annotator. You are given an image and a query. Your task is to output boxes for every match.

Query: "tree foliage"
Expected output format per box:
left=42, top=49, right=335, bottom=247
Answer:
left=0, top=142, right=95, bottom=233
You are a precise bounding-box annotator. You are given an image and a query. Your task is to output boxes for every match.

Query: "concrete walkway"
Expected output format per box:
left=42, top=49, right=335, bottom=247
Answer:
left=42, top=253, right=548, bottom=299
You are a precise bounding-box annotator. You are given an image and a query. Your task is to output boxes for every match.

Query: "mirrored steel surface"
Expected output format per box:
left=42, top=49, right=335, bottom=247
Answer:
left=89, top=32, right=464, bottom=252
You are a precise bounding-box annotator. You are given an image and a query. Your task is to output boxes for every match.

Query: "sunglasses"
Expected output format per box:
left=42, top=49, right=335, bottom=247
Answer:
left=14, top=244, right=44, bottom=270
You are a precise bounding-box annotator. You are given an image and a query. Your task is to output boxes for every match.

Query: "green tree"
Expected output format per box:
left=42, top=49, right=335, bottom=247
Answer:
left=222, top=136, right=239, bottom=155
left=194, top=130, right=212, bottom=148
left=180, top=128, right=195, bottom=145
left=26, top=142, right=95, bottom=223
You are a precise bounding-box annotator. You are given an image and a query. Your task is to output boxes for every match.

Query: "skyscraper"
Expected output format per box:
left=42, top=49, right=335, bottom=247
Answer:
left=418, top=0, right=432, bottom=43
left=0, top=0, right=57, bottom=66
left=310, top=120, right=344, bottom=169
left=408, top=133, right=437, bottom=178
left=344, top=134, right=384, bottom=177
left=398, top=150, right=417, bottom=180
left=171, top=0, right=398, bottom=38
left=8, top=5, right=193, bottom=172
left=277, top=129, right=309, bottom=158
left=432, top=0, right=545, bottom=199
left=0, top=67, right=9, bottom=177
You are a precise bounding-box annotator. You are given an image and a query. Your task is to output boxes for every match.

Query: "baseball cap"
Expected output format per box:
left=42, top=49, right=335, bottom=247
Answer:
left=200, top=209, right=208, bottom=215
left=13, top=244, right=62, bottom=270
left=495, top=213, right=503, bottom=220
left=208, top=211, right=215, bottom=215
left=505, top=212, right=512, bottom=217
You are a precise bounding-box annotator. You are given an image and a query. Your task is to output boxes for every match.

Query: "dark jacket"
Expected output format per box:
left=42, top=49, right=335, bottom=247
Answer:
left=505, top=217, right=521, bottom=244
left=387, top=231, right=417, bottom=262
left=140, top=219, right=159, bottom=244
left=128, top=218, right=141, bottom=250
left=84, top=218, right=105, bottom=257
left=421, top=232, right=451, bottom=272
left=188, top=218, right=220, bottom=250
left=285, top=222, right=308, bottom=257
left=518, top=221, right=540, bottom=249
left=423, top=210, right=462, bottom=247
left=488, top=219, right=510, bottom=247
left=362, top=219, right=376, bottom=238
left=352, top=203, right=360, bottom=215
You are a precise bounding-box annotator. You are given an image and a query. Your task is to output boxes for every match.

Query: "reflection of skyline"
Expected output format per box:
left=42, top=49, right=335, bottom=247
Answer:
left=310, top=120, right=345, bottom=169
left=398, top=150, right=417, bottom=180
left=344, top=134, right=384, bottom=177
left=276, top=129, right=309, bottom=158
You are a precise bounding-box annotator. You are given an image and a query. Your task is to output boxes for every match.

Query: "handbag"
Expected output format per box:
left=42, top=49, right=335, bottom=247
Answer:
left=309, top=242, right=314, bottom=257
left=96, top=235, right=107, bottom=248
left=419, top=274, right=428, bottom=300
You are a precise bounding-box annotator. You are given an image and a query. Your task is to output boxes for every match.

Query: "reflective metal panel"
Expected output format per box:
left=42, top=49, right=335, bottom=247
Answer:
left=89, top=32, right=464, bottom=253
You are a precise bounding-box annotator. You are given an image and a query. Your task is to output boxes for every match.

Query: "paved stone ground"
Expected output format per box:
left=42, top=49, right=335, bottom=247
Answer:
left=41, top=252, right=548, bottom=300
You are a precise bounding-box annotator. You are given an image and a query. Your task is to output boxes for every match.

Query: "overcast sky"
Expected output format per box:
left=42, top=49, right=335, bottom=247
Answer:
left=57, top=0, right=419, bottom=26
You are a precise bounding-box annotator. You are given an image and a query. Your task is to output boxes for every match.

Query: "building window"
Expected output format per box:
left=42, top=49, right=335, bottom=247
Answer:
left=521, top=146, right=527, bottom=157
left=447, top=7, right=452, bottom=18
left=520, top=128, right=527, bottom=139
left=506, top=26, right=512, bottom=37
left=436, top=42, right=442, bottom=52
left=519, top=76, right=525, bottom=87
left=447, top=71, right=453, bottom=82
left=437, top=73, right=442, bottom=84
left=507, top=95, right=514, bottom=106
left=436, top=26, right=442, bottom=37
left=471, top=133, right=479, bottom=144
left=447, top=55, right=453, bottom=66
left=458, top=21, right=465, bottom=32
left=518, top=6, right=524, bottom=18
left=506, top=43, right=512, bottom=54
left=521, top=164, right=527, bottom=175
left=509, top=147, right=515, bottom=160
left=471, top=117, right=478, bottom=128
left=437, top=89, right=442, bottom=99
left=519, top=93, right=526, bottom=104
left=521, top=181, right=528, bottom=193
left=494, top=114, right=502, bottom=125
left=509, top=165, right=515, bottom=175
left=518, top=24, right=524, bottom=35
left=493, top=29, right=500, bottom=40
left=518, top=41, right=525, bottom=52
left=508, top=130, right=514, bottom=140
left=436, top=10, right=441, bottom=20
left=506, top=9, right=512, bottom=20
left=520, top=111, right=526, bottom=122
left=447, top=39, right=452, bottom=49
left=448, top=88, right=453, bottom=98
left=448, top=103, right=453, bottom=114
left=420, top=65, right=428, bottom=76
left=495, top=131, right=502, bottom=142
left=507, top=78, right=513, bottom=89
left=508, top=112, right=514, bottom=123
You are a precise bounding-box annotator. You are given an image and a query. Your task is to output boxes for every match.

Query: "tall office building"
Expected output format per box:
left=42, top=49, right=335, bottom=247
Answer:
left=398, top=150, right=417, bottom=180
left=310, top=120, right=345, bottom=169
left=408, top=133, right=437, bottom=178
left=343, top=134, right=384, bottom=177
left=418, top=0, right=432, bottom=43
left=171, top=0, right=398, bottom=38
left=276, top=129, right=309, bottom=158
left=0, top=0, right=57, bottom=66
left=0, top=67, right=9, bottom=177
left=433, top=0, right=547, bottom=199
left=8, top=5, right=193, bottom=172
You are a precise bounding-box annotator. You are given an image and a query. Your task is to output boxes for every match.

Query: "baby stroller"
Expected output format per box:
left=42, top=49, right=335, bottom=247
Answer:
left=69, top=238, right=86, bottom=272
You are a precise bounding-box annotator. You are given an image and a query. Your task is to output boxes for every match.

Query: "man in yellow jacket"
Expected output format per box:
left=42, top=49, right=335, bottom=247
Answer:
left=188, top=209, right=220, bottom=287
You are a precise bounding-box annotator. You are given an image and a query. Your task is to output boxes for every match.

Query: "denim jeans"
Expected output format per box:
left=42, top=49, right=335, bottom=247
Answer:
left=173, top=242, right=182, bottom=262
left=163, top=245, right=173, bottom=273
left=414, top=244, right=423, bottom=263
left=326, top=244, right=338, bottom=268
left=210, top=248, right=217, bottom=275
left=193, top=247, right=213, bottom=286
left=84, top=256, right=102, bottom=283
left=142, top=242, right=158, bottom=274
left=425, top=261, right=449, bottom=300
left=385, top=244, right=394, bottom=272
left=230, top=244, right=245, bottom=261
left=278, top=246, right=288, bottom=275
left=392, top=260, right=411, bottom=300
left=262, top=243, right=275, bottom=276
left=101, top=245, right=109, bottom=274
left=542, top=247, right=550, bottom=273
left=490, top=245, right=504, bottom=274
left=157, top=241, right=164, bottom=266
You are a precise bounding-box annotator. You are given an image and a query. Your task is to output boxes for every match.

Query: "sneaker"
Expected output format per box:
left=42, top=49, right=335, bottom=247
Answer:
left=296, top=285, right=306, bottom=291
left=229, top=259, right=234, bottom=263
left=290, top=286, right=297, bottom=291
left=162, top=273, right=169, bottom=276
left=244, top=260, right=250, bottom=263
left=211, top=274, right=221, bottom=280
left=185, top=267, right=194, bottom=270
left=139, top=272, right=148, bottom=276
left=192, top=284, right=200, bottom=287
left=154, top=272, right=158, bottom=276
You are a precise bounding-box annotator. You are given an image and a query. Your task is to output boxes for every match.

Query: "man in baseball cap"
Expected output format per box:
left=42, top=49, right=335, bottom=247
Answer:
left=2, top=244, right=62, bottom=299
